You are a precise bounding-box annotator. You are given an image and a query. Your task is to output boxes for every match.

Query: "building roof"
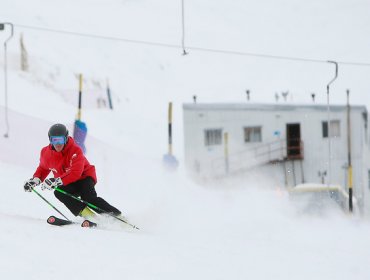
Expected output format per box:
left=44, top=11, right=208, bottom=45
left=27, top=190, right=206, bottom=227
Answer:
left=183, top=103, right=368, bottom=113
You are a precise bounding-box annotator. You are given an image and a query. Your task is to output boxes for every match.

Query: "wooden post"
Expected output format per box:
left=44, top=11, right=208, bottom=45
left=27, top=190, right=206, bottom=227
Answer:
left=224, top=132, right=229, bottom=174
left=77, top=74, right=83, bottom=121
left=106, top=78, right=113, bottom=110
left=168, top=102, right=173, bottom=155
left=347, top=89, right=353, bottom=212
left=162, top=101, right=178, bottom=169
left=73, top=74, right=87, bottom=154
left=20, top=33, right=28, bottom=71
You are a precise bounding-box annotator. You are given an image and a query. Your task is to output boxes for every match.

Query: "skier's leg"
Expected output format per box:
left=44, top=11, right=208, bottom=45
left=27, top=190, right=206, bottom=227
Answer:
left=79, top=177, right=122, bottom=215
left=54, top=182, right=85, bottom=216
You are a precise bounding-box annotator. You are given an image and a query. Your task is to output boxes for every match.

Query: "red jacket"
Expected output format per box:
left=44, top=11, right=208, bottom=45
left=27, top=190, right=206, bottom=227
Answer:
left=33, top=137, right=97, bottom=185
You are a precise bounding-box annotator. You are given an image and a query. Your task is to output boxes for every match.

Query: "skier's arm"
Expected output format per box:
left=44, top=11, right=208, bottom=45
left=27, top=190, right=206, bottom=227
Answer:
left=33, top=165, right=49, bottom=181
left=33, top=150, right=49, bottom=181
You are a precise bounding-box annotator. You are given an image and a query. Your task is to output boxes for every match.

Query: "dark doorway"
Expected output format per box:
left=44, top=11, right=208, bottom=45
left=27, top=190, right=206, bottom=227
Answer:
left=286, top=123, right=303, bottom=159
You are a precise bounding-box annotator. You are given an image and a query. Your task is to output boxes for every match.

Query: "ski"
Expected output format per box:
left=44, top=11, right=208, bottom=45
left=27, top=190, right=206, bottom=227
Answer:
left=47, top=215, right=97, bottom=228
left=81, top=219, right=97, bottom=228
left=47, top=215, right=74, bottom=226
left=46, top=215, right=138, bottom=230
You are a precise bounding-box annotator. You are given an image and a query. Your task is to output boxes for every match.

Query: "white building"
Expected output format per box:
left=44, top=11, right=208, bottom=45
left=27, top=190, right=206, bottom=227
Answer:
left=183, top=103, right=370, bottom=214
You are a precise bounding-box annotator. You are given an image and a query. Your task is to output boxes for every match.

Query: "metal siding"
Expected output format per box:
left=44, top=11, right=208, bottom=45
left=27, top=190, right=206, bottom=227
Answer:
left=183, top=103, right=368, bottom=187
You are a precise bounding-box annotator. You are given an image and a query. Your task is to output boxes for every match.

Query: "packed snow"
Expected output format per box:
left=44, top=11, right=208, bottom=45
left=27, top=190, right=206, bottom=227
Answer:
left=1, top=0, right=370, bottom=279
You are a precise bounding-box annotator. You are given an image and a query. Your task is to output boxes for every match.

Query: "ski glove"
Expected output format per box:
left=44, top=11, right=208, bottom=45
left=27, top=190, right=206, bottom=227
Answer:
left=42, top=177, right=63, bottom=190
left=23, top=177, right=41, bottom=192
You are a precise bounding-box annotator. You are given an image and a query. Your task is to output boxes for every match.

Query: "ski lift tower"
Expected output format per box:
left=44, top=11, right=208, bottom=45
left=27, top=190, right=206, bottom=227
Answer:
left=0, top=22, right=14, bottom=138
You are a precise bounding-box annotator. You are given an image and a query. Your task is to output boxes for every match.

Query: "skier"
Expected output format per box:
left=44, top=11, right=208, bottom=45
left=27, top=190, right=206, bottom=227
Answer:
left=23, top=123, right=122, bottom=219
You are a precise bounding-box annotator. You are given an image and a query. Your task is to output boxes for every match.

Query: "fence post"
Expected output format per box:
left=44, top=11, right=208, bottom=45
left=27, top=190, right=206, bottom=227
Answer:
left=224, top=132, right=229, bottom=174
left=20, top=33, right=28, bottom=71
left=106, top=78, right=113, bottom=110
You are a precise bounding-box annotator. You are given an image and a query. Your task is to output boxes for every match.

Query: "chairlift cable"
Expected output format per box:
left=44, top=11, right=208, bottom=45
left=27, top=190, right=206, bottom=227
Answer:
left=12, top=23, right=370, bottom=67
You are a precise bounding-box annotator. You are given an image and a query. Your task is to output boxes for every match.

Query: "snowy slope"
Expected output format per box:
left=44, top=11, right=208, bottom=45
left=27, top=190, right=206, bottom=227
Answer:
left=1, top=0, right=370, bottom=279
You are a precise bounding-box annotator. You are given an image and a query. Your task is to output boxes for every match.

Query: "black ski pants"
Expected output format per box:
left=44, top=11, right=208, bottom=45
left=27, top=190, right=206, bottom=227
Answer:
left=54, top=176, right=121, bottom=216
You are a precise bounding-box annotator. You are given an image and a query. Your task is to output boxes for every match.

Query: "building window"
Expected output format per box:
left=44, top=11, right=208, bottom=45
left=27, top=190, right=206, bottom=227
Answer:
left=244, top=126, right=262, bottom=143
left=204, top=129, right=222, bottom=146
left=322, top=120, right=340, bottom=138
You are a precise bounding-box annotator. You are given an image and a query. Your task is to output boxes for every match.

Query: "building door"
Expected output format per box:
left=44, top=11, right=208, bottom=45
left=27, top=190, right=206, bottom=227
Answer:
left=286, top=123, right=302, bottom=159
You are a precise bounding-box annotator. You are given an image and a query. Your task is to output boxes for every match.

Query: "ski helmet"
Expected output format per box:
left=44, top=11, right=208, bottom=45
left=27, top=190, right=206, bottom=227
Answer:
left=48, top=123, right=69, bottom=141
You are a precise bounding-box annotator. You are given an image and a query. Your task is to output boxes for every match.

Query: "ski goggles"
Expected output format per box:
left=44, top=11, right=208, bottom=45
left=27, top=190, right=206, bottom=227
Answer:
left=50, top=136, right=66, bottom=145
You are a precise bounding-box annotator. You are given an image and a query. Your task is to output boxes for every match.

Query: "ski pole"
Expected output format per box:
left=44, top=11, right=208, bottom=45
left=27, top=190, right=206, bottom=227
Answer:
left=54, top=187, right=139, bottom=230
left=32, top=188, right=71, bottom=221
